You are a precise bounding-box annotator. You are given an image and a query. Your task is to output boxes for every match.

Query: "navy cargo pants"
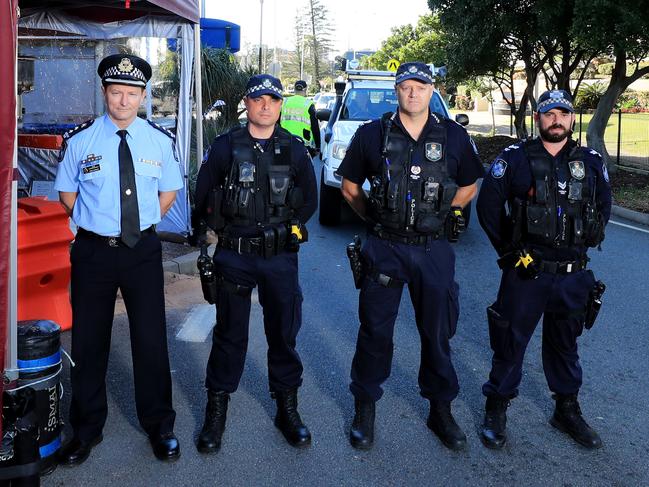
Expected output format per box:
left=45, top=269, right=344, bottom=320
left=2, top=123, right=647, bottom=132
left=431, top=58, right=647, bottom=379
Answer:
left=350, top=234, right=461, bottom=403
left=205, top=248, right=304, bottom=394
left=483, top=267, right=596, bottom=399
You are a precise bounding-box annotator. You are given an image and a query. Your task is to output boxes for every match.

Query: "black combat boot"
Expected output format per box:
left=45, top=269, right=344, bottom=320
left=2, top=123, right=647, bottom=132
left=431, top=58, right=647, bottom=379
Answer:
left=427, top=400, right=467, bottom=451
left=273, top=388, right=312, bottom=448
left=480, top=396, right=510, bottom=449
left=349, top=399, right=375, bottom=450
left=549, top=393, right=602, bottom=449
left=196, top=390, right=230, bottom=453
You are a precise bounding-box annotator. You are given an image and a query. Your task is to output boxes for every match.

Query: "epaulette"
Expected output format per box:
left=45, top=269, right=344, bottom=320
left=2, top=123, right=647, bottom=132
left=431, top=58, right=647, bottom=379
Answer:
left=58, top=119, right=94, bottom=162
left=147, top=119, right=178, bottom=162
left=503, top=143, right=522, bottom=152
left=587, top=148, right=602, bottom=158
left=147, top=119, right=176, bottom=140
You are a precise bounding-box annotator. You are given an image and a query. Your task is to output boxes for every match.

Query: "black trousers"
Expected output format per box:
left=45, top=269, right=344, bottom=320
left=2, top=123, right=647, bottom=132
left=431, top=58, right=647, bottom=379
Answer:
left=482, top=268, right=595, bottom=399
left=69, top=232, right=175, bottom=441
left=205, top=249, right=304, bottom=394
left=350, top=234, right=461, bottom=403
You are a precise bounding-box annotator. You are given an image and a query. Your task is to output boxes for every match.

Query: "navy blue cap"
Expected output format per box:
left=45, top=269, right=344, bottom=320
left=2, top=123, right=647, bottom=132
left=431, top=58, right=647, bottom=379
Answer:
left=294, top=80, right=307, bottom=91
left=537, top=89, right=574, bottom=113
left=245, top=74, right=283, bottom=99
left=98, top=54, right=151, bottom=87
left=395, top=62, right=434, bottom=85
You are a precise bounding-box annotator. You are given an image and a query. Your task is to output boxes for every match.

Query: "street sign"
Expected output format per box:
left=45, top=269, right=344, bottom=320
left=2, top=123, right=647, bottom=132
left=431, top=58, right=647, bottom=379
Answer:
left=387, top=59, right=400, bottom=72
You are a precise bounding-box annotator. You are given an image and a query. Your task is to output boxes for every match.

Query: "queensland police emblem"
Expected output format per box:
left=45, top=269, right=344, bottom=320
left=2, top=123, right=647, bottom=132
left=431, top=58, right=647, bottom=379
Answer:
left=409, top=65, right=418, bottom=73
left=262, top=79, right=272, bottom=88
left=425, top=142, right=443, bottom=162
left=491, top=158, right=507, bottom=178
left=118, top=58, right=134, bottom=73
left=569, top=160, right=585, bottom=180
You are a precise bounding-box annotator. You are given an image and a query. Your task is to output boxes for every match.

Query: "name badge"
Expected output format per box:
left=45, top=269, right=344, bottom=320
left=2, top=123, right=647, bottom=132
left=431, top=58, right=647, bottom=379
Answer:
left=82, top=164, right=101, bottom=174
left=138, top=158, right=161, bottom=167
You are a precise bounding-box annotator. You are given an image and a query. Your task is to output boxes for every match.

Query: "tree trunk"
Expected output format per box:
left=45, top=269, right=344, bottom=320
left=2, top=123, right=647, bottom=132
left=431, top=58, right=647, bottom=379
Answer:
left=514, top=91, right=530, bottom=139
left=585, top=84, right=623, bottom=173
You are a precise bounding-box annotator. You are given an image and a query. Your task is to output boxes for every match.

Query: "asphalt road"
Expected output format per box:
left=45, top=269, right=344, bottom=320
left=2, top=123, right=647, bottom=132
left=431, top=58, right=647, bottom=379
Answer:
left=44, top=158, right=649, bottom=486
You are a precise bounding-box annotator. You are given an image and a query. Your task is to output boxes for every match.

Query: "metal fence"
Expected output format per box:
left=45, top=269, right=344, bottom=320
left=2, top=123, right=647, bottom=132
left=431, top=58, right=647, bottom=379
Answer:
left=575, top=109, right=649, bottom=172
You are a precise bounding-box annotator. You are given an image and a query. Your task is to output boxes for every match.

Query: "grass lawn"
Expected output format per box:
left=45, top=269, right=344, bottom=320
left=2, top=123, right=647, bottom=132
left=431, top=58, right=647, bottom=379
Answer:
left=521, top=112, right=649, bottom=160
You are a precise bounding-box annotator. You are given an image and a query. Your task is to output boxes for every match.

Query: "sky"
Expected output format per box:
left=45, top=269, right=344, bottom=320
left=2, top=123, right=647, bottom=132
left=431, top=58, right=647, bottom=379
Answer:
left=204, top=0, right=431, bottom=55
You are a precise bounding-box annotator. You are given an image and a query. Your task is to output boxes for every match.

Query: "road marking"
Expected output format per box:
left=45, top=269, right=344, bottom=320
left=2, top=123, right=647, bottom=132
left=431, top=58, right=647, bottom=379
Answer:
left=176, top=304, right=215, bottom=342
left=609, top=219, right=649, bottom=234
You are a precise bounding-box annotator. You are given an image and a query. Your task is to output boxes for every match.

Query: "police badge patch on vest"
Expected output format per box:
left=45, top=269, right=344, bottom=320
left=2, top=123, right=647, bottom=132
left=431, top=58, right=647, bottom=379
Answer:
left=569, top=160, right=585, bottom=180
left=491, top=158, right=507, bottom=178
left=425, top=143, right=443, bottom=162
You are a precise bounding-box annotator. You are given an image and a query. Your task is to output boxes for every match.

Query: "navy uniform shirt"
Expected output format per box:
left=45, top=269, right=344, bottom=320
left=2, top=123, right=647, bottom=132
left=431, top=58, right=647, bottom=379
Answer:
left=54, top=114, right=183, bottom=236
left=477, top=139, right=612, bottom=260
left=338, top=111, right=484, bottom=188
left=194, top=124, right=318, bottom=233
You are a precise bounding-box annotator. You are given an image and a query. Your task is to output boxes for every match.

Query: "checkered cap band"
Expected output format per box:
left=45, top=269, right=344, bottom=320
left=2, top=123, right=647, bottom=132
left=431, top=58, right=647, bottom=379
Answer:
left=245, top=82, right=283, bottom=97
left=537, top=95, right=574, bottom=112
left=396, top=69, right=434, bottom=84
left=102, top=65, right=147, bottom=86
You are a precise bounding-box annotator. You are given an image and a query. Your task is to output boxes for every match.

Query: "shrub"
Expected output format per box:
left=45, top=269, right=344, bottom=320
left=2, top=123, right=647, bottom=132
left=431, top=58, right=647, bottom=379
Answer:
left=575, top=82, right=607, bottom=109
left=455, top=95, right=474, bottom=111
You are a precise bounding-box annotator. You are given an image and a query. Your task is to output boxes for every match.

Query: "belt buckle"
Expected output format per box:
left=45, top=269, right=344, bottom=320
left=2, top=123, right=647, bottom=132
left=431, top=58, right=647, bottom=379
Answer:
left=108, top=237, right=119, bottom=248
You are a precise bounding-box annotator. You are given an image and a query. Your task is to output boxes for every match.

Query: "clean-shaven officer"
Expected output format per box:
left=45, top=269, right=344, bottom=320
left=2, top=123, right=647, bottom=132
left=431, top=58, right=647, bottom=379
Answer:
left=54, top=54, right=183, bottom=465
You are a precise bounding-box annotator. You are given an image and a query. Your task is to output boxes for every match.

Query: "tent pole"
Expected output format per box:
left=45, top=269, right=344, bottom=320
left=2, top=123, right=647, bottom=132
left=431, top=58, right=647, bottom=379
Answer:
left=194, top=1, right=203, bottom=162
left=6, top=21, right=18, bottom=382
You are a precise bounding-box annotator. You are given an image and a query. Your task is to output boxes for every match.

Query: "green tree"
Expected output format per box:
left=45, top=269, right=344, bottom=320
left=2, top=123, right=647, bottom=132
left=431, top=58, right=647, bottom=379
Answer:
left=367, top=14, right=446, bottom=71
left=576, top=0, right=649, bottom=168
left=428, top=0, right=600, bottom=139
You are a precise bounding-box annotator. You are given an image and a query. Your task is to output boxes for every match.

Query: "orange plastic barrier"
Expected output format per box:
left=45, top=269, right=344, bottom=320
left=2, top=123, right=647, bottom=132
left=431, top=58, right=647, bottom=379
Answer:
left=17, top=197, right=74, bottom=331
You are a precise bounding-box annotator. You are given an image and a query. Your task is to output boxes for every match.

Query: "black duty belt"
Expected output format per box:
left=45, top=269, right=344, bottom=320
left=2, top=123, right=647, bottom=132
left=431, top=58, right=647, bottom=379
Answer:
left=77, top=226, right=155, bottom=247
left=540, top=258, right=588, bottom=274
left=217, top=235, right=264, bottom=255
left=371, top=229, right=440, bottom=245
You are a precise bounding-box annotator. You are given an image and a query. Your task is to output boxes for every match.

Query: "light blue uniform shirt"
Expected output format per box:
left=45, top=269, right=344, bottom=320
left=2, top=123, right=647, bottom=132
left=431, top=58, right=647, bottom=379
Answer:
left=54, top=114, right=183, bottom=236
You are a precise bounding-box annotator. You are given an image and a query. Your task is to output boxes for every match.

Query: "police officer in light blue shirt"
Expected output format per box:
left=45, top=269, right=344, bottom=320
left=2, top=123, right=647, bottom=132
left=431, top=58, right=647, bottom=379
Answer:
left=54, top=54, right=183, bottom=466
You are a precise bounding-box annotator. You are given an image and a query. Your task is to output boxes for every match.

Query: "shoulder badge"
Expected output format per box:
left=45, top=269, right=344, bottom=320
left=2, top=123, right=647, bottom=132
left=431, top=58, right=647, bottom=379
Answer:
left=58, top=119, right=95, bottom=162
left=490, top=158, right=507, bottom=178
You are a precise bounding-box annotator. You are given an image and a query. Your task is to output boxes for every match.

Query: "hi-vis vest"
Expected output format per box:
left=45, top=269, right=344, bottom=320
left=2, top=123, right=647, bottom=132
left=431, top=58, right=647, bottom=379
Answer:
left=520, top=138, right=604, bottom=248
left=280, top=95, right=313, bottom=144
left=368, top=113, right=457, bottom=235
left=222, top=126, right=302, bottom=227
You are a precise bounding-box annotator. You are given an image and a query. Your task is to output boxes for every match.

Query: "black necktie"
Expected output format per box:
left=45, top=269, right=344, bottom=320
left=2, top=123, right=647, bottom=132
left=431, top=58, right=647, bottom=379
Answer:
left=117, top=130, right=141, bottom=247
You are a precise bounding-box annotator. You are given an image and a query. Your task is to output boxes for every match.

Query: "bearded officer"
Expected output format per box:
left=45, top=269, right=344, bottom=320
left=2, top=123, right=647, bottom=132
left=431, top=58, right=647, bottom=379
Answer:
left=338, top=62, right=484, bottom=451
left=54, top=54, right=183, bottom=464
left=477, top=89, right=611, bottom=450
left=193, top=74, right=317, bottom=453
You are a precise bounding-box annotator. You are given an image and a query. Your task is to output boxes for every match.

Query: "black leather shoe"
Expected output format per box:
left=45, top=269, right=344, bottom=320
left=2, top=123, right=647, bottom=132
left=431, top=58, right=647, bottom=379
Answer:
left=549, top=393, right=602, bottom=449
left=480, top=396, right=510, bottom=450
left=273, top=389, right=311, bottom=448
left=349, top=399, right=375, bottom=450
left=150, top=432, right=181, bottom=461
left=197, top=390, right=230, bottom=454
left=427, top=400, right=467, bottom=451
left=58, top=435, right=103, bottom=467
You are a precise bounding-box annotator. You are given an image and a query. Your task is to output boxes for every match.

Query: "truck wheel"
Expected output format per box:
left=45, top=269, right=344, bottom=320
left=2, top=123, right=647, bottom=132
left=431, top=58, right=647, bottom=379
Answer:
left=318, top=168, right=342, bottom=226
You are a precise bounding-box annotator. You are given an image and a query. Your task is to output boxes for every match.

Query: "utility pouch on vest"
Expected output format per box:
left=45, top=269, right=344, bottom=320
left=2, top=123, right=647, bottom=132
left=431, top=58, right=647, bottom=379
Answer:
left=584, top=202, right=605, bottom=248
left=268, top=166, right=291, bottom=206
left=535, top=177, right=549, bottom=204
left=369, top=176, right=385, bottom=205
left=526, top=205, right=552, bottom=239
left=206, top=188, right=225, bottom=231
left=387, top=178, right=400, bottom=212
